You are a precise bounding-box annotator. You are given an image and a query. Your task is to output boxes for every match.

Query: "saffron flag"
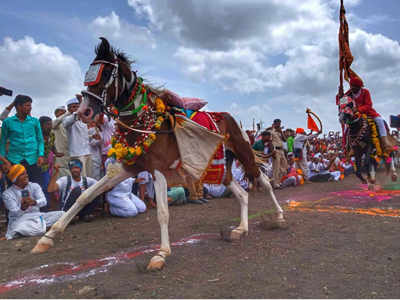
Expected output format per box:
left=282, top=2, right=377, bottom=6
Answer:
left=338, top=0, right=361, bottom=96
left=307, top=114, right=319, bottom=132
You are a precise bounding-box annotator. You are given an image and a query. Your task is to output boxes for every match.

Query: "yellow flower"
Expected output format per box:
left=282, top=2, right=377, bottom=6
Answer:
left=107, top=148, right=116, bottom=157
left=156, top=98, right=166, bottom=113
left=128, top=147, right=136, bottom=155
left=114, top=143, right=123, bottom=150
left=149, top=133, right=156, bottom=141
left=157, top=116, right=164, bottom=122
left=135, top=146, right=142, bottom=156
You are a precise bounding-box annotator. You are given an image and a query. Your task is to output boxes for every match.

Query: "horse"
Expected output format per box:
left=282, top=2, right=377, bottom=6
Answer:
left=338, top=96, right=397, bottom=189
left=31, top=37, right=286, bottom=270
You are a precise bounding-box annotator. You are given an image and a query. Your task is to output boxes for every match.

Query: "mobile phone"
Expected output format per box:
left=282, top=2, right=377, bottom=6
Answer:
left=21, top=190, right=29, bottom=198
left=0, top=87, right=13, bottom=96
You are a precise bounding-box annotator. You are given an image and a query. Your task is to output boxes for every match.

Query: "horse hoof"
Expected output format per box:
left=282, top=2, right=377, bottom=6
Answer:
left=260, top=217, right=288, bottom=230
left=31, top=241, right=53, bottom=254
left=392, top=174, right=398, bottom=182
left=230, top=229, right=247, bottom=240
left=147, top=256, right=165, bottom=271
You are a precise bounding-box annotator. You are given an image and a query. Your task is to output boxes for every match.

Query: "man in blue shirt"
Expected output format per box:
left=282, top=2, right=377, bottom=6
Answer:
left=0, top=95, right=45, bottom=185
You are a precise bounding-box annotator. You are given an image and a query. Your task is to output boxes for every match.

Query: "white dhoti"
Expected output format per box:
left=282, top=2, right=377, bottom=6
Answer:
left=6, top=211, right=64, bottom=240
left=106, top=178, right=146, bottom=217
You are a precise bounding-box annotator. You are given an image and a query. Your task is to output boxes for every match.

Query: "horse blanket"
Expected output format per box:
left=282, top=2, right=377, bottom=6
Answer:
left=190, top=112, right=226, bottom=184
left=174, top=113, right=225, bottom=183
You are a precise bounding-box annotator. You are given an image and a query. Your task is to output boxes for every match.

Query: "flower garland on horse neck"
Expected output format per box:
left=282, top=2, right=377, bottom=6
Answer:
left=107, top=77, right=168, bottom=166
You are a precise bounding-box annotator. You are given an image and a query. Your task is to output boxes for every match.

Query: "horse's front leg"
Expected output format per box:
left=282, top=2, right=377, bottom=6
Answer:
left=31, top=163, right=132, bottom=254
left=389, top=153, right=398, bottom=182
left=227, top=179, right=248, bottom=239
left=354, top=151, right=367, bottom=184
left=147, top=170, right=171, bottom=270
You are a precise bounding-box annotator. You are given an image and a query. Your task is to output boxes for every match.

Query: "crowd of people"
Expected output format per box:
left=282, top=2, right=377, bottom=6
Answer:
left=0, top=89, right=399, bottom=241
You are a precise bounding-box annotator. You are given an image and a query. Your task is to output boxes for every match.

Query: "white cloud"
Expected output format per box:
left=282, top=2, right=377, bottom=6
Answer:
left=0, top=36, right=83, bottom=118
left=123, top=0, right=400, bottom=132
left=90, top=11, right=156, bottom=50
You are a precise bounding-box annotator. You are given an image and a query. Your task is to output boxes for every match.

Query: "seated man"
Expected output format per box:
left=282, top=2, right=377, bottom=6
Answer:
left=48, top=158, right=99, bottom=222
left=307, top=154, right=333, bottom=182
left=104, top=158, right=146, bottom=217
left=3, top=164, right=64, bottom=240
left=203, top=183, right=231, bottom=199
left=136, top=171, right=156, bottom=208
left=280, top=153, right=303, bottom=188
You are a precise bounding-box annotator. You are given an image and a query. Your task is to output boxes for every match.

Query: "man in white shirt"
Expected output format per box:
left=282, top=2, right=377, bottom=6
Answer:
left=52, top=106, right=71, bottom=178
left=294, top=128, right=321, bottom=180
left=2, top=164, right=64, bottom=239
left=63, top=97, right=92, bottom=177
left=48, top=158, right=99, bottom=222
left=88, top=121, right=103, bottom=180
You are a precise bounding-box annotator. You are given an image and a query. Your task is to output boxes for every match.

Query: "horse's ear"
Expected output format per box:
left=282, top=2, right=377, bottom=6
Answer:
left=99, top=37, right=111, bottom=53
left=95, top=37, right=113, bottom=60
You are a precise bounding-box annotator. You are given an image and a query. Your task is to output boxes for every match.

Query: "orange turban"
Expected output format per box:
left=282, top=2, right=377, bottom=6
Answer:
left=7, top=164, right=26, bottom=183
left=350, top=77, right=363, bottom=87
left=296, top=128, right=305, bottom=134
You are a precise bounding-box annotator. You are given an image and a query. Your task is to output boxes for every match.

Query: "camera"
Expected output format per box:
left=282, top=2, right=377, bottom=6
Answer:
left=21, top=190, right=29, bottom=198
left=0, top=87, right=13, bottom=97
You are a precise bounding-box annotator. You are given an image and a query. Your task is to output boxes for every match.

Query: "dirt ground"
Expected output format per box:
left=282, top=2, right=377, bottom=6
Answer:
left=0, top=172, right=400, bottom=299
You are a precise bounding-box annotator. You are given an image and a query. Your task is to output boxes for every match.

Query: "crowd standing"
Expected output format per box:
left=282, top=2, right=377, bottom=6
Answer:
left=0, top=90, right=399, bottom=240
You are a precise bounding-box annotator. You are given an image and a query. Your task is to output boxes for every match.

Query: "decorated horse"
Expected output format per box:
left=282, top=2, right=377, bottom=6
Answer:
left=31, top=38, right=286, bottom=270
left=338, top=96, right=397, bottom=188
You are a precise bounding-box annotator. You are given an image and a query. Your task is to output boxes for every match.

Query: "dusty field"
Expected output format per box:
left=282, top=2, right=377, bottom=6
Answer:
left=0, top=173, right=399, bottom=298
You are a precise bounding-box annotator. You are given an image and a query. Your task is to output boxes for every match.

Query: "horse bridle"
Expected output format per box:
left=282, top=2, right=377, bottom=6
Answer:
left=81, top=54, right=136, bottom=113
left=81, top=56, right=175, bottom=135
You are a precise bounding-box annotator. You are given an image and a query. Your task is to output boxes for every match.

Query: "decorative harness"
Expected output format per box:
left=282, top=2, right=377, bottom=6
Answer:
left=81, top=56, right=174, bottom=165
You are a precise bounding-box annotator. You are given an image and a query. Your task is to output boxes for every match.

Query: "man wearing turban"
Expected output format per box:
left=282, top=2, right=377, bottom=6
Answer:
left=2, top=164, right=64, bottom=239
left=347, top=77, right=393, bottom=152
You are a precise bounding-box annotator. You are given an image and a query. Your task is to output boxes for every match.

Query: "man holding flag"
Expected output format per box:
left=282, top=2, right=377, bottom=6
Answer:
left=293, top=110, right=322, bottom=181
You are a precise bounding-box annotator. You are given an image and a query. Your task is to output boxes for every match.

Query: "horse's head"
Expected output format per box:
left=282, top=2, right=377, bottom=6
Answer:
left=338, top=96, right=357, bottom=125
left=79, top=37, right=136, bottom=121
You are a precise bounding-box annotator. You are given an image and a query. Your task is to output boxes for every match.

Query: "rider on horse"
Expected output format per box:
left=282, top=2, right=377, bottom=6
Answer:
left=345, top=77, right=392, bottom=152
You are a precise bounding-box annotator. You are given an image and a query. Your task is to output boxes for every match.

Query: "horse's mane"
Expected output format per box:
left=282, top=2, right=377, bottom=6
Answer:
left=94, top=38, right=165, bottom=97
left=95, top=42, right=133, bottom=65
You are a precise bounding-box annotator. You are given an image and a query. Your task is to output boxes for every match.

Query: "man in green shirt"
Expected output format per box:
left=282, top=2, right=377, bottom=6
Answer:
left=286, top=129, right=295, bottom=153
left=0, top=95, right=44, bottom=185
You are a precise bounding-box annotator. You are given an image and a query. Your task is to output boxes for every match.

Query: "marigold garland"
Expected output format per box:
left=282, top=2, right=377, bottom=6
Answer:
left=364, top=114, right=385, bottom=159
left=107, top=100, right=166, bottom=165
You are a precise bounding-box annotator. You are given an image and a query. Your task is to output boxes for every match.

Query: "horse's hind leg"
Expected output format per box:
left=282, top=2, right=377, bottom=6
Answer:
left=227, top=180, right=248, bottom=239
left=147, top=170, right=171, bottom=270
left=257, top=171, right=285, bottom=224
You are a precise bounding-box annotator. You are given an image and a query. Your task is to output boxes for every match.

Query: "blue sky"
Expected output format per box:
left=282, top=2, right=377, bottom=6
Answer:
left=0, top=0, right=399, bottom=132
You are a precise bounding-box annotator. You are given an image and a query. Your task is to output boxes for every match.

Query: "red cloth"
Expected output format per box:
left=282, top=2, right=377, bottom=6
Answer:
left=350, top=77, right=363, bottom=87
left=348, top=88, right=379, bottom=118
left=190, top=111, right=225, bottom=184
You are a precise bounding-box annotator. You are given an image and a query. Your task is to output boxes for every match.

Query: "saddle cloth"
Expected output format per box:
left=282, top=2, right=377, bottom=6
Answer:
left=190, top=112, right=226, bottom=184
left=174, top=113, right=225, bottom=183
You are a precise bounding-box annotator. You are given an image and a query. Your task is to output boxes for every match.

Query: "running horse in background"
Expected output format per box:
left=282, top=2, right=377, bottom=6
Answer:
left=339, top=96, right=397, bottom=189
left=32, top=38, right=286, bottom=270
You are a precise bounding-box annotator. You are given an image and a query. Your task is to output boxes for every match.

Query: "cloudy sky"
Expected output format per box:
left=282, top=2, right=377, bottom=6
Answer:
left=0, top=0, right=399, bottom=132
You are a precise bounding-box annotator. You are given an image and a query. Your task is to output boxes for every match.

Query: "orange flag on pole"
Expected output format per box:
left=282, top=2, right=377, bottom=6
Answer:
left=307, top=114, right=319, bottom=132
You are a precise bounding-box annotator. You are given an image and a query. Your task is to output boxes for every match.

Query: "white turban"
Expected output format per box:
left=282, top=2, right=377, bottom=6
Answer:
left=314, top=153, right=321, bottom=158
left=66, top=98, right=79, bottom=106
left=55, top=106, right=66, bottom=112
